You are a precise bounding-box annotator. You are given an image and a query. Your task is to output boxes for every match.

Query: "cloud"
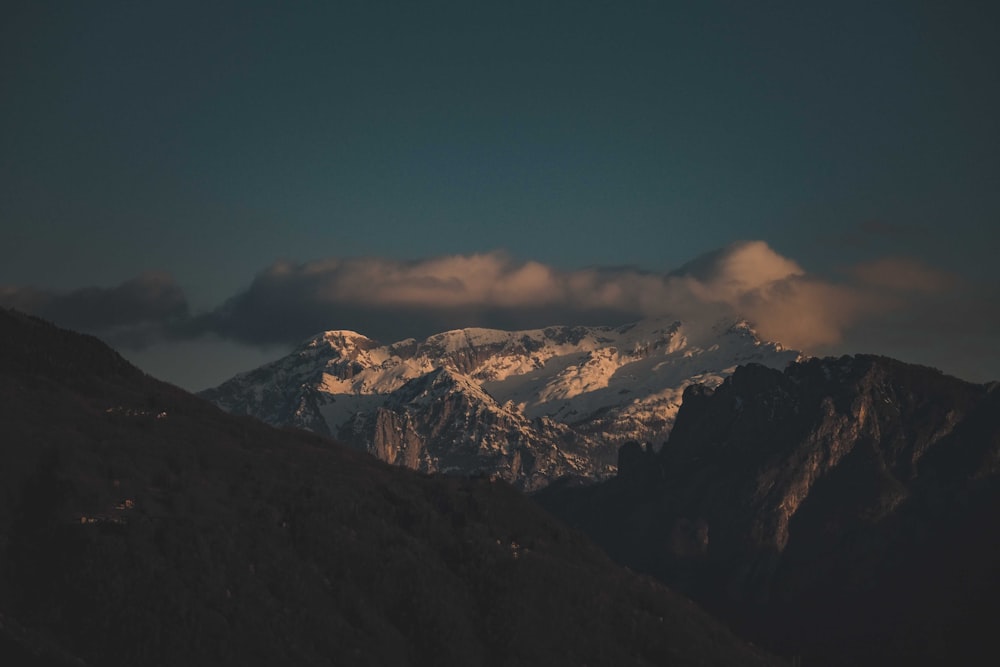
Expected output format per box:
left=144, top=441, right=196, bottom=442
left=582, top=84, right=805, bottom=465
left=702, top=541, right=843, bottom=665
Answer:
left=191, top=241, right=882, bottom=350
left=0, top=272, right=189, bottom=348
left=193, top=252, right=670, bottom=345
left=671, top=240, right=805, bottom=299
left=736, top=277, right=881, bottom=349
left=7, top=243, right=994, bottom=382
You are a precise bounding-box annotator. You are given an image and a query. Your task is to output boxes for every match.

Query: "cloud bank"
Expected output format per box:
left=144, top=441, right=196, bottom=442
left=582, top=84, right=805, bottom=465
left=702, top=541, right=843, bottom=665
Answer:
left=0, top=272, right=189, bottom=348
left=4, top=241, right=994, bottom=381
left=193, top=241, right=913, bottom=351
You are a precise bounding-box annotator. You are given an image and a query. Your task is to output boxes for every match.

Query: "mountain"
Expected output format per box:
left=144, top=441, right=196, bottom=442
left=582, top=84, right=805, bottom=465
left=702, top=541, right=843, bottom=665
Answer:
left=202, top=318, right=799, bottom=489
left=0, top=308, right=780, bottom=667
left=537, top=355, right=1000, bottom=666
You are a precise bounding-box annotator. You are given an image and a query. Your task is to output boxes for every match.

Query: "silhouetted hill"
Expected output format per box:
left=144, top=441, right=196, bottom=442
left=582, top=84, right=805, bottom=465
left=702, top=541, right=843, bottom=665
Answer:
left=0, top=309, right=778, bottom=667
left=538, top=355, right=1000, bottom=666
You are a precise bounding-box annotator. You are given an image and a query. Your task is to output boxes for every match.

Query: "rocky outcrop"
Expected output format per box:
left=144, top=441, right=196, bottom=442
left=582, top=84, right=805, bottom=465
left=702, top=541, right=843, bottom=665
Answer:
left=339, top=368, right=614, bottom=490
left=538, top=355, right=1000, bottom=665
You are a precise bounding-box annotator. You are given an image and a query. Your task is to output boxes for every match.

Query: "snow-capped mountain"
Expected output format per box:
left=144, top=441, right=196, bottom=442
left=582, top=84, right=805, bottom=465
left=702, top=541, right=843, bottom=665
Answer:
left=201, top=318, right=801, bottom=489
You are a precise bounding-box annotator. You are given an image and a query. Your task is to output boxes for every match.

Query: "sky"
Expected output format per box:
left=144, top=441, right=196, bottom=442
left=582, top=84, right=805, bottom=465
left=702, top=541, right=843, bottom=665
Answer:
left=2, top=0, right=998, bottom=390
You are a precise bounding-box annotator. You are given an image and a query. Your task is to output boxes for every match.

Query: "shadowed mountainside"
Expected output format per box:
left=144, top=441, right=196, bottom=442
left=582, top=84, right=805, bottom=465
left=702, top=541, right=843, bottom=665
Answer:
left=538, top=356, right=1000, bottom=666
left=0, top=309, right=779, bottom=667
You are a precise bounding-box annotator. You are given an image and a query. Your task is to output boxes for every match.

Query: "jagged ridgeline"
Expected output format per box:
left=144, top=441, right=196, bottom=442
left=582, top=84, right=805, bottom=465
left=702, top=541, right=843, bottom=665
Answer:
left=538, top=356, right=1000, bottom=666
left=201, top=318, right=799, bottom=489
left=0, top=309, right=780, bottom=667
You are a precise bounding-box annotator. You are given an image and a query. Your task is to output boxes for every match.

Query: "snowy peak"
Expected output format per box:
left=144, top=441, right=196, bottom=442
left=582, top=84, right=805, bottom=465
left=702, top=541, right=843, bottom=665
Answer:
left=311, top=329, right=382, bottom=355
left=202, top=317, right=802, bottom=487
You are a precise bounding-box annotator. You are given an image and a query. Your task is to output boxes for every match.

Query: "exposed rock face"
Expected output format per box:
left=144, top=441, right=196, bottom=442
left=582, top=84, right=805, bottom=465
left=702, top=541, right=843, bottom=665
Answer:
left=201, top=319, right=799, bottom=488
left=538, top=355, right=1000, bottom=665
left=338, top=368, right=609, bottom=491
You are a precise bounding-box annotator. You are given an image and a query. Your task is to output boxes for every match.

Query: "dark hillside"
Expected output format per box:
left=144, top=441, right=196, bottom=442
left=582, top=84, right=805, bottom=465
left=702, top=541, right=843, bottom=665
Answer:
left=0, top=309, right=778, bottom=667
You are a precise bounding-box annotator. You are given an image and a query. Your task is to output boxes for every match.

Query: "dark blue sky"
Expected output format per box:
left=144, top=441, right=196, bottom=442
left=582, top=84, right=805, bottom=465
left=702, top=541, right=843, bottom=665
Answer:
left=2, top=1, right=998, bottom=388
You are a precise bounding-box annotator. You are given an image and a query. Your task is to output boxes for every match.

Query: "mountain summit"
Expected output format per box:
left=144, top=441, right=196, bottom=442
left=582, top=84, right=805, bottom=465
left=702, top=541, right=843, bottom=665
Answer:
left=202, top=318, right=799, bottom=488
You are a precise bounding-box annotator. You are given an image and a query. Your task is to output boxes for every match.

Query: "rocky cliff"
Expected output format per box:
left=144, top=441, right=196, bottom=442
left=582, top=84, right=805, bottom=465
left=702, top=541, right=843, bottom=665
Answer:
left=538, top=355, right=1000, bottom=665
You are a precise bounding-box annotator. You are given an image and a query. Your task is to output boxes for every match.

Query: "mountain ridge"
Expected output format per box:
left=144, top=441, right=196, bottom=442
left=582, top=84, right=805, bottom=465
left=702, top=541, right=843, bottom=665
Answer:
left=537, top=353, right=1000, bottom=665
left=202, top=317, right=799, bottom=488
